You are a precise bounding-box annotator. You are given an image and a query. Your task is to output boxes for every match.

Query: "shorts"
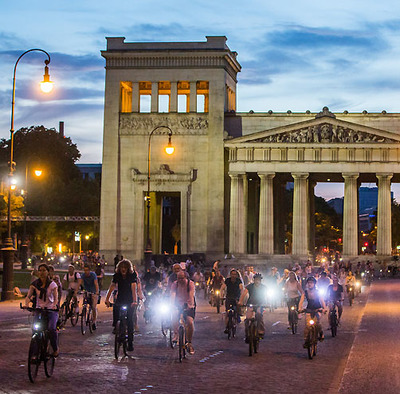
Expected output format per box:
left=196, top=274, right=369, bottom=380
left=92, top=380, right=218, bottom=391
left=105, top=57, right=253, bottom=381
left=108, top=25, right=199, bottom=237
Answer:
left=185, top=307, right=196, bottom=320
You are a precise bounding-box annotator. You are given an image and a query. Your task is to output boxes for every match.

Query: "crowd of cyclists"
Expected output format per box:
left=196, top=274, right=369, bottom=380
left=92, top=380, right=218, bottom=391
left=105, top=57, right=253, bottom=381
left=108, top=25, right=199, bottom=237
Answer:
left=23, top=255, right=379, bottom=363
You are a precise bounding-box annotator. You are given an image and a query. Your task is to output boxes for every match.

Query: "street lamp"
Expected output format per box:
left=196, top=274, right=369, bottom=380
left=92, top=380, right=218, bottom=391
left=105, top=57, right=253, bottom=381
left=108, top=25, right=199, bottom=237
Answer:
left=20, top=161, right=43, bottom=269
left=144, top=126, right=175, bottom=270
left=1, top=49, right=53, bottom=301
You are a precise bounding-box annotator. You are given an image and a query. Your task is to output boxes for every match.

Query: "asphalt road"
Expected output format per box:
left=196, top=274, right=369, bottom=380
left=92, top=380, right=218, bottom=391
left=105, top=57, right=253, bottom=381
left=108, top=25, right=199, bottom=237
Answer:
left=0, top=281, right=386, bottom=394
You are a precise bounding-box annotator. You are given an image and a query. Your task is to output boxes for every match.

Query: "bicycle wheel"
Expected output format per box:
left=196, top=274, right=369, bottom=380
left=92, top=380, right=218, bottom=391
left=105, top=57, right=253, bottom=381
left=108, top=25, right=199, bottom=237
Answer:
left=306, top=330, right=313, bottom=359
left=114, top=321, right=121, bottom=360
left=161, top=319, right=168, bottom=337
left=81, top=306, right=87, bottom=335
left=248, top=322, right=254, bottom=357
left=28, top=334, right=41, bottom=383
left=87, top=307, right=93, bottom=334
left=70, top=301, right=79, bottom=326
left=227, top=313, right=233, bottom=340
left=59, top=304, right=67, bottom=328
left=330, top=313, right=337, bottom=337
left=178, top=325, right=185, bottom=362
left=44, top=336, right=55, bottom=378
left=121, top=320, right=128, bottom=356
left=216, top=297, right=220, bottom=314
left=252, top=324, right=259, bottom=354
left=169, top=327, right=175, bottom=349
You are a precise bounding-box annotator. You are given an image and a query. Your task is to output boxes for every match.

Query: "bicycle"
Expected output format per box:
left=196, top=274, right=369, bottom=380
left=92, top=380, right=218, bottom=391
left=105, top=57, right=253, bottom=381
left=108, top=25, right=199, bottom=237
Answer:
left=109, top=303, right=131, bottom=360
left=158, top=300, right=174, bottom=348
left=20, top=304, right=59, bottom=383
left=347, top=285, right=355, bottom=306
left=226, top=300, right=238, bottom=340
left=328, top=302, right=339, bottom=337
left=175, top=305, right=189, bottom=362
left=245, top=304, right=265, bottom=357
left=59, top=289, right=79, bottom=328
left=287, top=299, right=299, bottom=335
left=79, top=291, right=95, bottom=335
left=300, top=308, right=323, bottom=360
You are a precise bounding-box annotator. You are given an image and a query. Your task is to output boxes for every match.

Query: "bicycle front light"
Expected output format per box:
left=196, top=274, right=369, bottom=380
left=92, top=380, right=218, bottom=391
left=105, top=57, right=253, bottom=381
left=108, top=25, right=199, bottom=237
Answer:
left=147, top=292, right=152, bottom=296
left=158, top=303, right=170, bottom=315
left=215, top=290, right=220, bottom=295
left=121, top=305, right=128, bottom=311
left=290, top=306, right=296, bottom=311
left=33, top=323, right=41, bottom=330
left=309, top=319, right=315, bottom=325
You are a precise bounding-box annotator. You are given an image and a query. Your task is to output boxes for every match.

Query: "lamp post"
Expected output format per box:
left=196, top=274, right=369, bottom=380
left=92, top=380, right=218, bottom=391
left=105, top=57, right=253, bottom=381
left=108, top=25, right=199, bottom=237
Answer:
left=20, top=161, right=43, bottom=269
left=1, top=49, right=53, bottom=301
left=144, top=126, right=175, bottom=270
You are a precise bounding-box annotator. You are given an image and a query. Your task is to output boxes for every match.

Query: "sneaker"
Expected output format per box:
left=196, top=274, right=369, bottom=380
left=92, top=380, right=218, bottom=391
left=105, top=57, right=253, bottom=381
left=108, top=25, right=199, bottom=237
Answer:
left=52, top=349, right=60, bottom=358
left=127, top=342, right=134, bottom=352
left=224, top=328, right=229, bottom=334
left=187, top=343, right=195, bottom=355
left=92, top=323, right=97, bottom=331
left=319, top=332, right=324, bottom=342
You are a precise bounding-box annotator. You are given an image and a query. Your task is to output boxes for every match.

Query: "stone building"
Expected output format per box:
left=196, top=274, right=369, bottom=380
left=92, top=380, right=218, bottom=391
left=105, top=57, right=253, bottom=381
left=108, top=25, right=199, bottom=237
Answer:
left=100, top=36, right=400, bottom=265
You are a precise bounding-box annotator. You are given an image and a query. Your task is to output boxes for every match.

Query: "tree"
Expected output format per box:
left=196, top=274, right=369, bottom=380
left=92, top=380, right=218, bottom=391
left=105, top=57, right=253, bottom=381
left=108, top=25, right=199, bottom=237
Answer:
left=0, top=126, right=100, bottom=253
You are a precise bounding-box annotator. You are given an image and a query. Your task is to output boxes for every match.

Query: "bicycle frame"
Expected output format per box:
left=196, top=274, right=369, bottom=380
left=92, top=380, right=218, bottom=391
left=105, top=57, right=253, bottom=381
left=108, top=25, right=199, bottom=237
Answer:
left=246, top=305, right=265, bottom=357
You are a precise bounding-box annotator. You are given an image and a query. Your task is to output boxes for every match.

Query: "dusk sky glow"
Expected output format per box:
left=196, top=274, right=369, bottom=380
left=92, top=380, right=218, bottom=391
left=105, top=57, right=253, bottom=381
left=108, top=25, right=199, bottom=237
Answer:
left=2, top=1, right=400, bottom=200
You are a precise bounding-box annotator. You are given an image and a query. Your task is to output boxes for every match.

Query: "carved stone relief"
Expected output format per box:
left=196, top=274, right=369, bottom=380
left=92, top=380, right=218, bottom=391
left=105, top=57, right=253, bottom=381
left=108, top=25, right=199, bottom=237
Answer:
left=253, top=123, right=396, bottom=144
left=119, top=114, right=208, bottom=135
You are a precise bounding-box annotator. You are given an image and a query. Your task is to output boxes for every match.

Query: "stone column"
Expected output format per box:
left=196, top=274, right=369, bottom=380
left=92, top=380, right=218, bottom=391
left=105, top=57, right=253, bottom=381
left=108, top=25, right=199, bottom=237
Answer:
left=151, top=82, right=159, bottom=113
left=132, top=82, right=139, bottom=113
left=170, top=82, right=178, bottom=112
left=189, top=81, right=197, bottom=112
left=308, top=180, right=316, bottom=257
left=258, top=172, right=275, bottom=254
left=180, top=187, right=189, bottom=254
left=292, top=173, right=309, bottom=257
left=376, top=173, right=393, bottom=256
left=229, top=172, right=247, bottom=254
left=343, top=173, right=359, bottom=257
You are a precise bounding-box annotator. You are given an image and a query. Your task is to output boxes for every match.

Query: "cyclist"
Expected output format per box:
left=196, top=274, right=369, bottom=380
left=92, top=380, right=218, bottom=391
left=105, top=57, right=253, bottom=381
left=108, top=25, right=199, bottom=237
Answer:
left=95, top=263, right=105, bottom=291
left=62, top=264, right=80, bottom=314
left=326, top=276, right=344, bottom=322
left=209, top=269, right=225, bottom=307
left=25, top=263, right=59, bottom=357
left=345, top=271, right=356, bottom=294
left=79, top=264, right=99, bottom=330
left=105, top=259, right=137, bottom=351
left=298, top=276, right=327, bottom=346
left=238, top=273, right=267, bottom=342
left=284, top=271, right=303, bottom=329
left=170, top=270, right=196, bottom=355
left=48, top=265, right=62, bottom=308
left=221, top=268, right=244, bottom=333
left=142, top=265, right=162, bottom=296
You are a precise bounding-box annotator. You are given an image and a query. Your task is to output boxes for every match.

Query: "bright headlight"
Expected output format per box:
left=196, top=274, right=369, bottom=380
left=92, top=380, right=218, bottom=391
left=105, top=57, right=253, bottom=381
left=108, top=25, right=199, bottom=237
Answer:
left=309, top=319, right=315, bottom=325
left=33, top=323, right=41, bottom=330
left=158, top=303, right=170, bottom=315
left=121, top=305, right=128, bottom=310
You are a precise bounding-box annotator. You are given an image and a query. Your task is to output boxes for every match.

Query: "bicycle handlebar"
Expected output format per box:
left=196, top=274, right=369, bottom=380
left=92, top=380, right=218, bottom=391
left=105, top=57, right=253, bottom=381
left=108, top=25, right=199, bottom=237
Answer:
left=20, top=303, right=59, bottom=312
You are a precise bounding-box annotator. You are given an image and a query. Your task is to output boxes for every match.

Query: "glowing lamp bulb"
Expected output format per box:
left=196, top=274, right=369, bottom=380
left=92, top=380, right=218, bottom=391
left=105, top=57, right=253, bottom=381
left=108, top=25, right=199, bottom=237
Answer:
left=34, top=169, right=42, bottom=177
left=165, top=133, right=174, bottom=155
left=40, top=65, right=54, bottom=93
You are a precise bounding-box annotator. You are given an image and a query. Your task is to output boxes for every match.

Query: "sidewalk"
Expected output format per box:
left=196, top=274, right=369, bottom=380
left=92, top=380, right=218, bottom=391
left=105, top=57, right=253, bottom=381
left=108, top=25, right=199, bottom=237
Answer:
left=339, top=279, right=400, bottom=393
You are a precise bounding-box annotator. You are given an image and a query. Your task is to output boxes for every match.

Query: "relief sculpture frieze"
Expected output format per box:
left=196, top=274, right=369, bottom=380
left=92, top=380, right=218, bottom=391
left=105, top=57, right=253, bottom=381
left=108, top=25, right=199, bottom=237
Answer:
left=119, top=114, right=208, bottom=135
left=254, top=123, right=396, bottom=144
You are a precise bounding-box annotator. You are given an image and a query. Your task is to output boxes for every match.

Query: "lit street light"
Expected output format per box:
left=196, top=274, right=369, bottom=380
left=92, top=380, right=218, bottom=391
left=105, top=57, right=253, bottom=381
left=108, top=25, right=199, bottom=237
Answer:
left=144, top=126, right=175, bottom=270
left=20, top=161, right=43, bottom=269
left=1, top=49, right=53, bottom=301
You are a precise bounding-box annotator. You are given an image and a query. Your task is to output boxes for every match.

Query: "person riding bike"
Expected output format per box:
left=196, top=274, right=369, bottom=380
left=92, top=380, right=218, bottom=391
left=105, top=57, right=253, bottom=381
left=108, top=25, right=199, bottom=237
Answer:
left=238, top=273, right=267, bottom=342
left=62, top=264, right=80, bottom=314
left=284, top=271, right=303, bottom=329
left=105, top=259, right=137, bottom=351
left=345, top=271, right=356, bottom=294
left=326, top=276, right=344, bottom=322
left=78, top=265, right=100, bottom=330
left=221, top=268, right=244, bottom=333
left=142, top=265, right=162, bottom=296
left=170, top=270, right=196, bottom=355
left=298, top=276, right=327, bottom=347
left=209, top=269, right=225, bottom=306
left=25, top=263, right=60, bottom=357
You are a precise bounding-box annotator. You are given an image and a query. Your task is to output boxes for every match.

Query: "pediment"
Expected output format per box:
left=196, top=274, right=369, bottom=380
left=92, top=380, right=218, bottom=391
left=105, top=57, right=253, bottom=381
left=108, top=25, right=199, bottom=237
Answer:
left=226, top=117, right=400, bottom=145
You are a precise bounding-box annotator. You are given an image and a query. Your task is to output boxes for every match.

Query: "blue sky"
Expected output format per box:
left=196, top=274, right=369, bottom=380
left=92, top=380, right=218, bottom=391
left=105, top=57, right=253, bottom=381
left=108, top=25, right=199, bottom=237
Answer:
left=1, top=1, right=400, bottom=200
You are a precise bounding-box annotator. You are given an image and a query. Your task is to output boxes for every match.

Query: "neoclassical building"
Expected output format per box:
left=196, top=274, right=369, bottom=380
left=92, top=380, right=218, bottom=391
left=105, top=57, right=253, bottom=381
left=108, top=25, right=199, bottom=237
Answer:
left=100, top=36, right=400, bottom=265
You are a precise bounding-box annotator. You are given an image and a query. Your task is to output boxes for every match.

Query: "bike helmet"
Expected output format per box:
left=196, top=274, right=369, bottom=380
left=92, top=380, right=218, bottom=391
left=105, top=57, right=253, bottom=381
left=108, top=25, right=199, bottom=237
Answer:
left=306, top=276, right=317, bottom=284
left=253, top=273, right=263, bottom=280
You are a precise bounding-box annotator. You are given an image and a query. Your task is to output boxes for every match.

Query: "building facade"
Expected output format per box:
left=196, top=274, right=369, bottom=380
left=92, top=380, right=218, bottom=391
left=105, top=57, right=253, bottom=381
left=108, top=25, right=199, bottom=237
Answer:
left=100, top=36, right=400, bottom=265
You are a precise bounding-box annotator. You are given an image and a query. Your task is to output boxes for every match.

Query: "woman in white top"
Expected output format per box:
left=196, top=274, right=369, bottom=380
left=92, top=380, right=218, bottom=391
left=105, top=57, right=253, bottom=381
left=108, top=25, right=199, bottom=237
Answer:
left=284, top=271, right=304, bottom=328
left=25, top=263, right=59, bottom=357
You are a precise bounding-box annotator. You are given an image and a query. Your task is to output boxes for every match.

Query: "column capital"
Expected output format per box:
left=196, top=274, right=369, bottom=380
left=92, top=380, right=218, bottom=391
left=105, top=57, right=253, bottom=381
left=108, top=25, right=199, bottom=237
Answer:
left=292, top=172, right=309, bottom=180
left=258, top=172, right=275, bottom=180
left=376, top=173, right=393, bottom=179
left=342, top=172, right=359, bottom=179
left=229, top=171, right=246, bottom=179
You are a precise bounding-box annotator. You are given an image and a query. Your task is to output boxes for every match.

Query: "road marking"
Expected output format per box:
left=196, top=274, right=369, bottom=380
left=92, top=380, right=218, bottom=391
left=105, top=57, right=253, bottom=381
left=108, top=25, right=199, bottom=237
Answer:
left=134, top=385, right=154, bottom=393
left=199, top=350, right=224, bottom=363
left=272, top=321, right=281, bottom=326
